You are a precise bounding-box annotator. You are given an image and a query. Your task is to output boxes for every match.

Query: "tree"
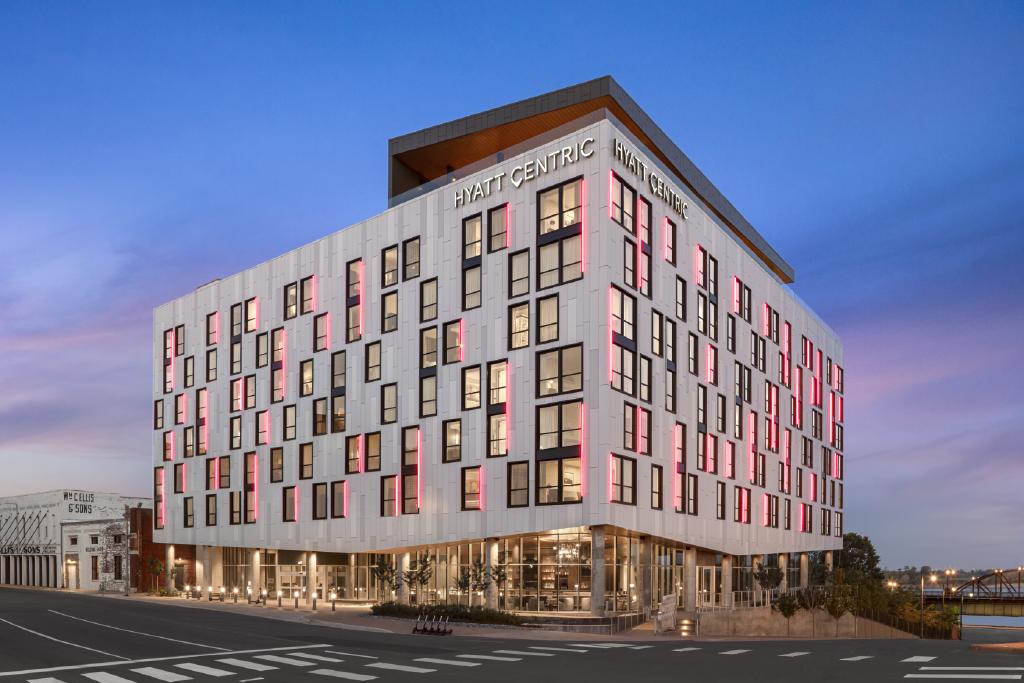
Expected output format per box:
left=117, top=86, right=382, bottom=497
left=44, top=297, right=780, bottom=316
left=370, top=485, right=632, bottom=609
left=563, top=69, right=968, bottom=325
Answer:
left=147, top=557, right=164, bottom=594
left=837, top=533, right=884, bottom=583
left=773, top=592, right=801, bottom=638
left=455, top=567, right=472, bottom=599
left=469, top=558, right=490, bottom=594
left=402, top=556, right=433, bottom=603
left=371, top=558, right=402, bottom=600
left=754, top=561, right=784, bottom=592
left=824, top=583, right=855, bottom=637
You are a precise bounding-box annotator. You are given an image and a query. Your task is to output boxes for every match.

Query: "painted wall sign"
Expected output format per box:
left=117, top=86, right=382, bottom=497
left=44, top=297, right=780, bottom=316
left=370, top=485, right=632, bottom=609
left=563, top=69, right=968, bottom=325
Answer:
left=453, top=137, right=595, bottom=208
left=613, top=138, right=689, bottom=220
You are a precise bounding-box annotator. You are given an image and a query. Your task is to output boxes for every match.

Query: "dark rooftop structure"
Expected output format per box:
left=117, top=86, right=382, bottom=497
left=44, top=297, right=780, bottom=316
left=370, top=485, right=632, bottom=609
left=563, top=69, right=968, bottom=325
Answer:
left=387, top=76, right=795, bottom=284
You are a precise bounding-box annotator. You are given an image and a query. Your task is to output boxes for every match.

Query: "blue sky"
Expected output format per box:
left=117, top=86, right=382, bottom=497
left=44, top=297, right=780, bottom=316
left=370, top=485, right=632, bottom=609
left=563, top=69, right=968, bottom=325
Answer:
left=0, top=1, right=1021, bottom=568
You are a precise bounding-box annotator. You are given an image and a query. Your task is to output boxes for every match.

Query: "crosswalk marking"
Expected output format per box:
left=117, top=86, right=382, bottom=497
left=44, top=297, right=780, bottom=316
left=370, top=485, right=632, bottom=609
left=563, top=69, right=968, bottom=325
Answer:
left=456, top=654, right=521, bottom=662
left=630, top=645, right=655, bottom=650
left=174, top=663, right=235, bottom=677
left=132, top=667, right=193, bottom=681
left=365, top=662, right=436, bottom=673
left=252, top=655, right=314, bottom=667
left=83, top=674, right=136, bottom=683
left=903, top=657, right=938, bottom=663
left=216, top=659, right=276, bottom=672
left=779, top=652, right=811, bottom=658
left=413, top=658, right=481, bottom=667
left=673, top=647, right=701, bottom=652
left=326, top=652, right=377, bottom=659
left=720, top=649, right=751, bottom=655
left=291, top=653, right=346, bottom=663
left=493, top=650, right=554, bottom=657
left=529, top=646, right=588, bottom=653
left=570, top=643, right=630, bottom=648
left=904, top=676, right=1022, bottom=680
left=841, top=656, right=874, bottom=661
left=27, top=679, right=66, bottom=683
left=310, top=670, right=378, bottom=681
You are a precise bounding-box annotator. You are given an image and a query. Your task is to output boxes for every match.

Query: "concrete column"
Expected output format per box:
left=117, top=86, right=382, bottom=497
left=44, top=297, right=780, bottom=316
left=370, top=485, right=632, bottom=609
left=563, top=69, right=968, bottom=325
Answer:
left=721, top=554, right=733, bottom=608
left=209, top=546, right=223, bottom=589
left=194, top=545, right=207, bottom=592
left=395, top=552, right=411, bottom=605
left=307, top=553, right=318, bottom=605
left=824, top=550, right=834, bottom=572
left=347, top=554, right=356, bottom=600
left=799, top=552, right=809, bottom=589
left=779, top=553, right=789, bottom=592
left=683, top=547, right=697, bottom=612
left=590, top=526, right=606, bottom=616
left=250, top=549, right=261, bottom=596
left=639, top=537, right=652, bottom=612
left=484, top=538, right=499, bottom=610
left=164, top=545, right=176, bottom=592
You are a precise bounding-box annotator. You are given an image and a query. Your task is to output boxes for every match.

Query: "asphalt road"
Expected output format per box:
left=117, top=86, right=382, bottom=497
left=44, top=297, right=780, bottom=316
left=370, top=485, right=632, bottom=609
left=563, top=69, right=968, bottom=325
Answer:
left=1, top=588, right=1022, bottom=683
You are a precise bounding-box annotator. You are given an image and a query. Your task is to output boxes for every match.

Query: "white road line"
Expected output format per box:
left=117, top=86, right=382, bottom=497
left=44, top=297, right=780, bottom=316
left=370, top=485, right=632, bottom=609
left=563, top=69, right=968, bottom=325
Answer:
left=529, top=646, right=588, bottom=653
left=310, top=670, right=378, bottom=681
left=0, top=617, right=129, bottom=661
left=326, top=652, right=378, bottom=660
left=47, top=611, right=231, bottom=652
left=630, top=645, right=655, bottom=650
left=365, top=662, right=436, bottom=673
left=132, top=666, right=193, bottom=681
left=252, top=654, right=314, bottom=667
left=903, top=657, right=939, bottom=663
left=780, top=651, right=811, bottom=658
left=174, top=662, right=235, bottom=677
left=27, top=679, right=66, bottom=683
left=841, top=656, right=874, bottom=661
left=673, top=647, right=701, bottom=652
left=570, top=643, right=629, bottom=648
left=413, top=658, right=481, bottom=667
left=493, top=650, right=554, bottom=657
left=920, top=669, right=1024, bottom=672
left=904, top=676, right=1022, bottom=680
left=216, top=660, right=277, bottom=672
left=720, top=649, right=751, bottom=655
left=82, top=674, right=134, bottom=683
left=0, top=644, right=333, bottom=678
left=239, top=679, right=263, bottom=682
left=289, top=653, right=346, bottom=663
left=456, top=654, right=522, bottom=662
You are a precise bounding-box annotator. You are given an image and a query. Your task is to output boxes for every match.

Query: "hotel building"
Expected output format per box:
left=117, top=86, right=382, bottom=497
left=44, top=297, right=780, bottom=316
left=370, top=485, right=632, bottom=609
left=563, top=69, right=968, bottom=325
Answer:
left=152, top=77, right=845, bottom=614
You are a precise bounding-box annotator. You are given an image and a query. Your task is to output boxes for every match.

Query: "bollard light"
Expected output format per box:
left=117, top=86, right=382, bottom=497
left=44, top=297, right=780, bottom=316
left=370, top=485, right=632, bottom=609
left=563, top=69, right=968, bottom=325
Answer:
left=330, top=591, right=337, bottom=612
left=220, top=586, right=226, bottom=602
left=261, top=589, right=267, bottom=606
left=246, top=586, right=252, bottom=604
left=232, top=587, right=239, bottom=604
left=293, top=590, right=299, bottom=609
left=184, top=584, right=191, bottom=599
left=277, top=589, right=282, bottom=608
left=208, top=585, right=214, bottom=602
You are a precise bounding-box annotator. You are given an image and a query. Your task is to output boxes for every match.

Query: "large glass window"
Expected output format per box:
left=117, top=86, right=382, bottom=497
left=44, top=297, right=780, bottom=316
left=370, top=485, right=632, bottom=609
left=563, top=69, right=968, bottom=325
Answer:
left=382, top=245, right=398, bottom=287
left=300, top=276, right=314, bottom=315
left=537, top=344, right=582, bottom=397
left=610, top=173, right=635, bottom=232
left=538, top=178, right=582, bottom=235
left=509, top=303, right=529, bottom=350
left=420, top=279, right=437, bottom=322
left=365, top=341, right=381, bottom=381
left=420, top=327, right=437, bottom=368
left=403, top=237, right=420, bottom=280
left=462, top=266, right=481, bottom=310
left=462, top=366, right=481, bottom=410
left=382, top=291, right=398, bottom=332
left=537, top=295, right=558, bottom=344
left=443, top=420, right=461, bottom=463
left=538, top=236, right=582, bottom=289
left=461, top=467, right=481, bottom=511
left=463, top=214, right=482, bottom=260
left=537, top=457, right=582, bottom=505
left=508, top=461, right=529, bottom=507
left=381, top=383, right=397, bottom=424
left=444, top=320, right=462, bottom=364
left=611, top=454, right=636, bottom=505
left=509, top=250, right=529, bottom=298
left=537, top=400, right=582, bottom=450
left=488, top=204, right=508, bottom=252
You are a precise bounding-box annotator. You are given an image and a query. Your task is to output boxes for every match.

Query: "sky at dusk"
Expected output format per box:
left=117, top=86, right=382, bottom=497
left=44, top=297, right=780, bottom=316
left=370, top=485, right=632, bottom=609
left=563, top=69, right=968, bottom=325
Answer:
left=1, top=1, right=1021, bottom=569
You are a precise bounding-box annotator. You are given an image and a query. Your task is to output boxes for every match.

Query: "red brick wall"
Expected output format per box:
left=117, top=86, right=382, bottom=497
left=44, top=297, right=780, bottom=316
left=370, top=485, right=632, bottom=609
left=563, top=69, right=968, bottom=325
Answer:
left=128, top=507, right=195, bottom=592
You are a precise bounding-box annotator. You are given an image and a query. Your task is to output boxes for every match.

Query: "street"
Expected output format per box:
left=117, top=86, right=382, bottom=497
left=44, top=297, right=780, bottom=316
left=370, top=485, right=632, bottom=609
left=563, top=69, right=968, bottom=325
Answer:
left=1, top=588, right=1022, bottom=683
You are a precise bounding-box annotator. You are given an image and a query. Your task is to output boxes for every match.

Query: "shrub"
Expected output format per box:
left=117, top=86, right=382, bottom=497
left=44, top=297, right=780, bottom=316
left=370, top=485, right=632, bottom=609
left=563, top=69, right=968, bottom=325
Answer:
left=370, top=602, right=524, bottom=626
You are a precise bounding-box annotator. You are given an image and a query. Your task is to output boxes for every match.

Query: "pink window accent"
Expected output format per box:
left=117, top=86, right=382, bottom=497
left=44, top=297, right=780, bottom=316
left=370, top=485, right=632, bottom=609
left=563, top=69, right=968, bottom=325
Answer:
left=505, top=361, right=512, bottom=452
left=607, top=287, right=614, bottom=382
left=725, top=440, right=735, bottom=479
left=673, top=423, right=682, bottom=506
left=704, top=432, right=713, bottom=471
left=763, top=493, right=770, bottom=527
left=478, top=465, right=485, bottom=511
left=358, top=261, right=365, bottom=335
left=181, top=462, right=186, bottom=494
left=458, top=318, right=465, bottom=362
left=310, top=275, right=317, bottom=312
left=747, top=412, right=756, bottom=483
left=294, top=483, right=300, bottom=522
left=212, top=311, right=220, bottom=344
left=253, top=453, right=258, bottom=521
left=280, top=329, right=288, bottom=398
left=762, top=303, right=770, bottom=337
left=358, top=434, right=365, bottom=473
left=159, top=468, right=166, bottom=528
left=324, top=312, right=331, bottom=350
left=579, top=403, right=587, bottom=498
left=732, top=276, right=740, bottom=313
left=505, top=203, right=512, bottom=249
left=343, top=480, right=349, bottom=518
left=580, top=177, right=587, bottom=272
left=253, top=297, right=260, bottom=331
left=783, top=429, right=791, bottom=493
left=416, top=428, right=422, bottom=509
left=214, top=456, right=220, bottom=490
left=608, top=170, right=614, bottom=218
left=167, top=431, right=174, bottom=462
left=168, top=328, right=176, bottom=390
left=394, top=473, right=401, bottom=517
left=607, top=452, right=615, bottom=502
left=694, top=245, right=704, bottom=287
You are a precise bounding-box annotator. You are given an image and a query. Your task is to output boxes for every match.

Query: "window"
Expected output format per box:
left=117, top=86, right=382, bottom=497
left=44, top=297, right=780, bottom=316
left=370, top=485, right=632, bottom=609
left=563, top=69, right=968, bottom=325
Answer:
left=206, top=312, right=219, bottom=345
left=462, top=265, right=481, bottom=310
left=381, top=383, right=397, bottom=424
left=300, top=276, right=315, bottom=314
left=508, top=461, right=529, bottom=507
left=403, top=237, right=420, bottom=280
left=230, top=341, right=241, bottom=375
left=312, top=482, right=327, bottom=520
left=610, top=286, right=635, bottom=340
left=173, top=463, right=185, bottom=493
left=419, top=376, right=437, bottom=417
left=245, top=297, right=258, bottom=333
left=206, top=348, right=217, bottom=382
left=688, top=333, right=699, bottom=376
left=624, top=239, right=636, bottom=288
left=206, top=494, right=217, bottom=526
left=651, top=310, right=663, bottom=356
left=537, top=344, right=582, bottom=397
left=332, top=351, right=346, bottom=390
left=462, top=366, right=481, bottom=410
left=299, top=442, right=313, bottom=479
left=443, top=420, right=462, bottom=463
left=488, top=413, right=507, bottom=457
left=256, top=333, right=268, bottom=368
left=283, top=404, right=296, bottom=441
left=538, top=235, right=582, bottom=289
left=676, top=276, right=686, bottom=321
left=488, top=361, right=508, bottom=405
left=229, top=415, right=241, bottom=450
left=611, top=454, right=636, bottom=505
left=382, top=245, right=398, bottom=287
left=345, top=436, right=362, bottom=474
left=183, top=356, right=194, bottom=388
left=183, top=497, right=194, bottom=528
left=443, top=321, right=462, bottom=363
left=537, top=295, right=558, bottom=343
left=611, top=344, right=635, bottom=396
left=537, top=400, right=582, bottom=450
left=271, top=447, right=283, bottom=483
left=509, top=302, right=529, bottom=349
left=313, top=313, right=329, bottom=351
left=488, top=203, right=508, bottom=252
left=537, top=456, right=582, bottom=504
left=665, top=320, right=676, bottom=364
left=300, top=359, right=314, bottom=397
left=174, top=325, right=185, bottom=356
left=639, top=356, right=651, bottom=403
left=245, top=374, right=256, bottom=409
left=509, top=250, right=529, bottom=298
left=202, top=458, right=213, bottom=490
left=376, top=292, right=398, bottom=335
left=313, top=398, right=327, bottom=436
left=244, top=452, right=256, bottom=523
left=218, top=455, right=230, bottom=489
left=365, top=341, right=381, bottom=381
left=717, top=481, right=727, bottom=520
left=420, top=328, right=437, bottom=369
left=283, top=486, right=296, bottom=522
left=380, top=475, right=397, bottom=517
left=610, top=172, right=636, bottom=232
left=651, top=464, right=663, bottom=509
left=256, top=410, right=269, bottom=445
left=687, top=474, right=699, bottom=515
left=365, top=432, right=381, bottom=471
left=346, top=259, right=363, bottom=343
left=153, top=399, right=164, bottom=430
left=708, top=344, right=719, bottom=385
left=330, top=481, right=346, bottom=518
left=463, top=214, right=482, bottom=260
left=665, top=218, right=676, bottom=263
left=624, top=403, right=636, bottom=451
left=175, top=394, right=186, bottom=424
left=231, top=304, right=243, bottom=338
left=461, top=467, right=481, bottom=511
left=284, top=282, right=298, bottom=319
left=420, top=279, right=437, bottom=322
left=229, top=490, right=242, bottom=525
